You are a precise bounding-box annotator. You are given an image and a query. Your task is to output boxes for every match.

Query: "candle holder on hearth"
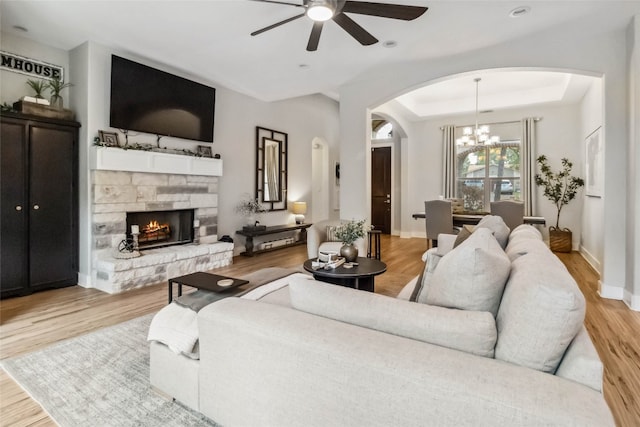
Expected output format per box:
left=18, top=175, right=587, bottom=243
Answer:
left=113, top=234, right=141, bottom=259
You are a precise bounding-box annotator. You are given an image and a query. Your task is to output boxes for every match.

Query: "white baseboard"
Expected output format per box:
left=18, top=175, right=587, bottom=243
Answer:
left=77, top=272, right=92, bottom=288
left=598, top=280, right=625, bottom=300
left=624, top=289, right=640, bottom=311
left=579, top=245, right=601, bottom=274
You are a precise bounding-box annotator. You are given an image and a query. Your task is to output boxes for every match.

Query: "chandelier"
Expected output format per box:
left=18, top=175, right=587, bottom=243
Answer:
left=456, top=78, right=500, bottom=146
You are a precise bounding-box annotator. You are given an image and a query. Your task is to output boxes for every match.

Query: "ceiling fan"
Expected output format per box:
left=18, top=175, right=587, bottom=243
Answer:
left=249, top=0, right=428, bottom=51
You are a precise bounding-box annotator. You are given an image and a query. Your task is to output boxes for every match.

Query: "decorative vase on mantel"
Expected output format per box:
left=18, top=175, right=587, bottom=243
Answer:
left=340, top=244, right=358, bottom=263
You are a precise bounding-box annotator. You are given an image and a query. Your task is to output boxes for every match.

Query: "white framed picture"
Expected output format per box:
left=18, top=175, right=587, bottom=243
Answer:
left=585, top=127, right=603, bottom=197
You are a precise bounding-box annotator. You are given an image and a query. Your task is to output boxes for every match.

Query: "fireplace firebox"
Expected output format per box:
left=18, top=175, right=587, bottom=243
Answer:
left=126, top=209, right=195, bottom=250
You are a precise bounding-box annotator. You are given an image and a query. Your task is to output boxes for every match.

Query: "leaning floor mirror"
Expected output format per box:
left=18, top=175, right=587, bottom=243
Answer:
left=256, top=126, right=288, bottom=211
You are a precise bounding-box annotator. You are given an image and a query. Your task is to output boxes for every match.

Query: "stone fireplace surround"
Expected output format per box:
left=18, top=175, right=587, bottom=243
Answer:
left=90, top=147, right=232, bottom=294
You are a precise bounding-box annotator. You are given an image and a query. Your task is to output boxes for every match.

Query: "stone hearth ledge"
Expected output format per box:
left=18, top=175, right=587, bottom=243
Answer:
left=93, top=242, right=233, bottom=294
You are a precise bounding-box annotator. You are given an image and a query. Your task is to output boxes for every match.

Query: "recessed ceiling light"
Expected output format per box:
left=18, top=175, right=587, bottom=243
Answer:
left=509, top=6, right=531, bottom=18
left=13, top=25, right=28, bottom=32
left=382, top=40, right=397, bottom=48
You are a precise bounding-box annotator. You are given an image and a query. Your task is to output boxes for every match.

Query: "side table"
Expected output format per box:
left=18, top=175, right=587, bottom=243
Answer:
left=303, top=257, right=387, bottom=292
left=167, top=272, right=249, bottom=304
left=236, top=223, right=311, bottom=256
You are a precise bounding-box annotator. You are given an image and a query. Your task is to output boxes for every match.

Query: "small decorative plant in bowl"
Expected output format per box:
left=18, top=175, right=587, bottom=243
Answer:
left=335, top=219, right=367, bottom=262
left=535, top=155, right=584, bottom=252
left=235, top=195, right=267, bottom=231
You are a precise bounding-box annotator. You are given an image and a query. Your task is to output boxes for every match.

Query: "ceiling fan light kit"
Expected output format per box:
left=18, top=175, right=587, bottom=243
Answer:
left=306, top=0, right=336, bottom=21
left=250, top=0, right=428, bottom=51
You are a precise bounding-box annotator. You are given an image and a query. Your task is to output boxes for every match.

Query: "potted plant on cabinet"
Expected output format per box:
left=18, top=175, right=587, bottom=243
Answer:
left=335, top=219, right=367, bottom=262
left=47, top=77, right=73, bottom=109
left=25, top=79, right=49, bottom=104
left=535, top=155, right=584, bottom=252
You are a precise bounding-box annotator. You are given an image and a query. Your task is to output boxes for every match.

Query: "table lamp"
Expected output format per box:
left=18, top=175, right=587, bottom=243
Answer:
left=292, top=201, right=307, bottom=224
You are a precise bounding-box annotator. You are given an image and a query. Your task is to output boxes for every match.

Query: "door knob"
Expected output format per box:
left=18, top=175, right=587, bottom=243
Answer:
left=33, top=204, right=40, bottom=210
left=15, top=205, right=22, bottom=211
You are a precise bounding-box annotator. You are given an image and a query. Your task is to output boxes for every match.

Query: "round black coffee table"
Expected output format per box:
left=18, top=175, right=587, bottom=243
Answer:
left=303, top=257, right=387, bottom=292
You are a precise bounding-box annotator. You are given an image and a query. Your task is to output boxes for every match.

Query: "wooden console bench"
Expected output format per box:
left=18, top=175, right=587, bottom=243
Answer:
left=235, top=223, right=312, bottom=256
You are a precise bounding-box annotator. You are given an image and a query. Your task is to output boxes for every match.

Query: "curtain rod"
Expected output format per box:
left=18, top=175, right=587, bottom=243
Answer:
left=439, top=117, right=542, bottom=130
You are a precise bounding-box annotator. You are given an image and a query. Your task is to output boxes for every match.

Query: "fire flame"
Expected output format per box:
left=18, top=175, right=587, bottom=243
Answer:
left=143, top=220, right=165, bottom=233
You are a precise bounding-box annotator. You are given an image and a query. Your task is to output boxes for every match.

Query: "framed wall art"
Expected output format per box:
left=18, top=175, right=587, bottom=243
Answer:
left=98, top=130, right=120, bottom=147
left=197, top=145, right=213, bottom=157
left=585, top=126, right=603, bottom=197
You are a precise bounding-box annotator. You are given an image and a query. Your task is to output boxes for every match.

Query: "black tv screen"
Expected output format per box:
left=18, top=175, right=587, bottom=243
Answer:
left=110, top=55, right=215, bottom=142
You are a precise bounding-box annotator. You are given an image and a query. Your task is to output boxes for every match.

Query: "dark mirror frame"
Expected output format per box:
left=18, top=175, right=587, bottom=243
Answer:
left=256, top=126, right=288, bottom=211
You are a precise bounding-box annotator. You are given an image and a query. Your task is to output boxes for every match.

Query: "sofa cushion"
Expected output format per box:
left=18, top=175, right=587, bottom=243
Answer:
left=475, top=215, right=510, bottom=249
left=420, top=227, right=511, bottom=317
left=495, top=251, right=586, bottom=373
left=289, top=276, right=497, bottom=357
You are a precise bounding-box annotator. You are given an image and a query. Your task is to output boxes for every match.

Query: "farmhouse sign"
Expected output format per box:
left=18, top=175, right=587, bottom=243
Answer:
left=1, top=51, right=64, bottom=81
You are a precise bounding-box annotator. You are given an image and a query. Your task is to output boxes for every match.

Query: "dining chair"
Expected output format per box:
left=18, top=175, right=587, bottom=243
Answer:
left=490, top=200, right=525, bottom=231
left=424, top=200, right=457, bottom=248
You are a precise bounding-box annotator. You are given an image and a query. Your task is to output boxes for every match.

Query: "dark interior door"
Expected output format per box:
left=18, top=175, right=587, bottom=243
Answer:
left=29, top=125, right=77, bottom=288
left=371, top=147, right=391, bottom=234
left=1, top=120, right=28, bottom=294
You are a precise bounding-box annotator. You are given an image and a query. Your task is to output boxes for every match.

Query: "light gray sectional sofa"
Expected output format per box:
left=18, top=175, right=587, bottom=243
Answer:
left=149, top=218, right=614, bottom=426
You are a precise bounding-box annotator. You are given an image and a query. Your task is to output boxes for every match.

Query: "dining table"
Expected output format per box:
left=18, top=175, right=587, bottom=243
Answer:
left=412, top=212, right=546, bottom=227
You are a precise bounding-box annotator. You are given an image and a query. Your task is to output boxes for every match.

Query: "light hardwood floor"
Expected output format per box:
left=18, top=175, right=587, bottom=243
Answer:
left=1, top=236, right=638, bottom=426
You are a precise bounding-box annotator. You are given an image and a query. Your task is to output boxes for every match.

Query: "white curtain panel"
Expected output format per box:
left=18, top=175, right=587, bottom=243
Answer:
left=521, top=118, right=537, bottom=216
left=442, top=125, right=457, bottom=198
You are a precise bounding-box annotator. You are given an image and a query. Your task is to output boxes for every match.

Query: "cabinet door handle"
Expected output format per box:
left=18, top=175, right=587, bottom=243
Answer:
left=15, top=205, right=23, bottom=211
left=33, top=204, right=40, bottom=210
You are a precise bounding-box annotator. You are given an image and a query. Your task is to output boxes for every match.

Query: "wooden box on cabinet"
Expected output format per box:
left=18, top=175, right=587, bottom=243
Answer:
left=1, top=112, right=79, bottom=299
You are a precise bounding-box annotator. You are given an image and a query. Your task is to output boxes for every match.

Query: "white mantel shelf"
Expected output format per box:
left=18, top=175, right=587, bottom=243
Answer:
left=91, top=146, right=223, bottom=176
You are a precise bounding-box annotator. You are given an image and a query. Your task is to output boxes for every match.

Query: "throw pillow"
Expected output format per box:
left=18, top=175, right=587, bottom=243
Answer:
left=475, top=215, right=510, bottom=249
left=289, top=276, right=497, bottom=357
left=326, top=225, right=341, bottom=242
left=495, top=251, right=586, bottom=373
left=410, top=249, right=442, bottom=302
left=421, top=227, right=511, bottom=317
left=453, top=224, right=475, bottom=248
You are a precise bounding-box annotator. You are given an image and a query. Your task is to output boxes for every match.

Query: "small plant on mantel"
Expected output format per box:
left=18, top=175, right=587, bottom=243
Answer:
left=535, top=155, right=584, bottom=252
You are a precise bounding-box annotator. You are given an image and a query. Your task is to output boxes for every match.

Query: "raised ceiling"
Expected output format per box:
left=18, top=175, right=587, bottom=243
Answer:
left=1, top=1, right=638, bottom=104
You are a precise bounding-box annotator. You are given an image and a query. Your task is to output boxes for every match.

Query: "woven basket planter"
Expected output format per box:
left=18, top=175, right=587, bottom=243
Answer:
left=549, top=226, right=572, bottom=252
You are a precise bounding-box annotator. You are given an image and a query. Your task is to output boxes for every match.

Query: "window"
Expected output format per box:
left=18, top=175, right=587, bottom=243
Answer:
left=456, top=141, right=521, bottom=211
left=372, top=121, right=393, bottom=139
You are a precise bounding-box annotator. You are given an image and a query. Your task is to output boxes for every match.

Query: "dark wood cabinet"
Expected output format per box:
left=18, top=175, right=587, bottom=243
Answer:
left=1, top=112, right=79, bottom=299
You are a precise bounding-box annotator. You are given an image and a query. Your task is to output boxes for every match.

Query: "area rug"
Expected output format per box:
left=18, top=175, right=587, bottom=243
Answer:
left=1, top=314, right=218, bottom=426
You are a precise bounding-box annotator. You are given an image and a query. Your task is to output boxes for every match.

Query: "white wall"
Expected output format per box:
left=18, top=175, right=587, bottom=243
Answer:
left=5, top=37, right=339, bottom=284
left=0, top=32, right=70, bottom=105
left=399, top=104, right=584, bottom=246
left=580, top=80, right=605, bottom=272
left=338, top=16, right=633, bottom=303
left=626, top=16, right=640, bottom=310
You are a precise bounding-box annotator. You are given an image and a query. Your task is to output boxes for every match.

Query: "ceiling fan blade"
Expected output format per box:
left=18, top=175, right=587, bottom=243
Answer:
left=247, top=0, right=304, bottom=7
left=307, top=21, right=324, bottom=51
left=332, top=12, right=378, bottom=46
left=251, top=13, right=305, bottom=36
left=342, top=1, right=427, bottom=20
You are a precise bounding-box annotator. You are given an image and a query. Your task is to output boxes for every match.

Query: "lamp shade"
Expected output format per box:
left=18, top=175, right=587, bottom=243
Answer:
left=292, top=202, right=307, bottom=215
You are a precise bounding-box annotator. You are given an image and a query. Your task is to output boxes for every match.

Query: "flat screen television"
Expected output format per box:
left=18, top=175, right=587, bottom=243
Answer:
left=109, top=55, right=215, bottom=142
